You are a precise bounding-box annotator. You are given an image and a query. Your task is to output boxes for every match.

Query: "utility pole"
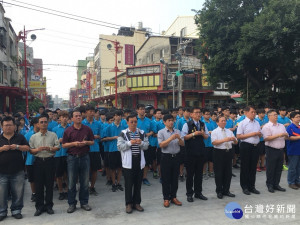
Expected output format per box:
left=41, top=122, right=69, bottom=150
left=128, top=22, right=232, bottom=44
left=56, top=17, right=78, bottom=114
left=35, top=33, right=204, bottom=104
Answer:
left=177, top=31, right=192, bottom=107
left=18, top=26, right=44, bottom=117
left=177, top=33, right=183, bottom=107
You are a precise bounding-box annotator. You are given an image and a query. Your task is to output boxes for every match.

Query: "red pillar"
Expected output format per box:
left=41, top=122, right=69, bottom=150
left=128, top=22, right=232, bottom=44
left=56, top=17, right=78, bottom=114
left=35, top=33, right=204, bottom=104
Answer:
left=121, top=95, right=124, bottom=109
left=154, top=93, right=158, bottom=109
left=182, top=92, right=186, bottom=107
left=132, top=94, right=137, bottom=109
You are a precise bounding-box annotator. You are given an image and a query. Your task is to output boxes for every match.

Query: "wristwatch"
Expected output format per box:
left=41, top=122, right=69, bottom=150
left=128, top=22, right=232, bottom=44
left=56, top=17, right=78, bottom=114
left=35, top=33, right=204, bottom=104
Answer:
left=16, top=145, right=19, bottom=150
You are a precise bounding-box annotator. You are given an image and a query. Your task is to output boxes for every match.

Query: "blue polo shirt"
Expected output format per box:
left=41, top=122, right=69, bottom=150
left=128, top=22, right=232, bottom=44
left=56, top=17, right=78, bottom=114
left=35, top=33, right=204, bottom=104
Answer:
left=286, top=123, right=300, bottom=155
left=82, top=118, right=100, bottom=152
left=255, top=117, right=267, bottom=141
left=24, top=130, right=36, bottom=165
left=149, top=119, right=165, bottom=148
left=101, top=122, right=110, bottom=152
left=175, top=117, right=190, bottom=131
left=48, top=120, right=58, bottom=131
left=277, top=116, right=291, bottom=126
left=202, top=119, right=217, bottom=147
left=137, top=116, right=152, bottom=133
left=263, top=114, right=269, bottom=123
left=225, top=118, right=234, bottom=129
left=105, top=122, right=128, bottom=152
left=53, top=124, right=70, bottom=157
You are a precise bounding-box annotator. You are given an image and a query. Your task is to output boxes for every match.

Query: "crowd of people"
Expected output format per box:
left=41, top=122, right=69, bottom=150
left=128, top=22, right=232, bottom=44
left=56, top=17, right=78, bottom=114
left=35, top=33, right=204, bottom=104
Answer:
left=0, top=104, right=299, bottom=221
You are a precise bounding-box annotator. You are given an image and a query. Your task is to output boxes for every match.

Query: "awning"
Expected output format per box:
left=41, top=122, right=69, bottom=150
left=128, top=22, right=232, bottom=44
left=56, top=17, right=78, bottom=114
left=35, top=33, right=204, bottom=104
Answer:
left=0, top=86, right=35, bottom=99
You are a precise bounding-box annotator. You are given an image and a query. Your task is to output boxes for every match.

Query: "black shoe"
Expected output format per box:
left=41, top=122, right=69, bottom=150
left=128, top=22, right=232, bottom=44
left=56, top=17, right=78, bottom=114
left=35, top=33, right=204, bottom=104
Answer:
left=243, top=189, right=251, bottom=195
left=194, top=193, right=208, bottom=200
left=268, top=186, right=275, bottom=193
left=112, top=184, right=118, bottom=192
left=12, top=213, right=22, bottom=219
left=223, top=192, right=235, bottom=197
left=59, top=192, right=65, bottom=200
left=217, top=193, right=223, bottom=199
left=47, top=208, right=54, bottom=215
left=249, top=188, right=260, bottom=194
left=89, top=187, right=98, bottom=196
left=0, top=215, right=7, bottom=221
left=81, top=204, right=92, bottom=211
left=64, top=192, right=68, bottom=199
left=34, top=209, right=43, bottom=216
left=232, top=173, right=236, bottom=177
left=117, top=183, right=124, bottom=191
left=274, top=185, right=286, bottom=192
left=187, top=196, right=194, bottom=202
left=31, top=193, right=36, bottom=202
left=67, top=205, right=76, bottom=213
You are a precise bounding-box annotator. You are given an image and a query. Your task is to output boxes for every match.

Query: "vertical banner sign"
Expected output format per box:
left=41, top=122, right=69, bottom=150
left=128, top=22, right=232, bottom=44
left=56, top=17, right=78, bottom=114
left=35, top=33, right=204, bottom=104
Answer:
left=125, top=44, right=135, bottom=65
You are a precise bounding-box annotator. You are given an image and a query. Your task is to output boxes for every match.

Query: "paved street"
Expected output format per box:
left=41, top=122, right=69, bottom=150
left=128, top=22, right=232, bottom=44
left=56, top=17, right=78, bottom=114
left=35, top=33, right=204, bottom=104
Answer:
left=2, top=168, right=300, bottom=225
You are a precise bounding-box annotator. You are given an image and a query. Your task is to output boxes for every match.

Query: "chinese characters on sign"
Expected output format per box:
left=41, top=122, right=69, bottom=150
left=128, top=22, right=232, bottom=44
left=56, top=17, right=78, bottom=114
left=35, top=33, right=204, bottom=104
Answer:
left=244, top=204, right=296, bottom=219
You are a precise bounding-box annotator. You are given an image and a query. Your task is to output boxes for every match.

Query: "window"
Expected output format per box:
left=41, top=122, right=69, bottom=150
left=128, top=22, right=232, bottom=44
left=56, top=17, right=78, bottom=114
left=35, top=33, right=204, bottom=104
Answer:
left=180, top=27, right=187, bottom=37
left=151, top=53, right=155, bottom=62
left=0, top=27, right=7, bottom=48
left=160, top=49, right=164, bottom=58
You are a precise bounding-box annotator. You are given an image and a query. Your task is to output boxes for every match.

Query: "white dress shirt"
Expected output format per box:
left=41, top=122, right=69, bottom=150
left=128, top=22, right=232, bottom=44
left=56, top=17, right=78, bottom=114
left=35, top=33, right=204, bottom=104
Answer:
left=237, top=117, right=261, bottom=145
left=211, top=127, right=236, bottom=150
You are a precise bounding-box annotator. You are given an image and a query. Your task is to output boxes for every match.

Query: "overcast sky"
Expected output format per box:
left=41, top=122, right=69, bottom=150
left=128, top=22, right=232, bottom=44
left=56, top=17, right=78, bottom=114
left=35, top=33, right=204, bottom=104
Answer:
left=4, top=0, right=204, bottom=99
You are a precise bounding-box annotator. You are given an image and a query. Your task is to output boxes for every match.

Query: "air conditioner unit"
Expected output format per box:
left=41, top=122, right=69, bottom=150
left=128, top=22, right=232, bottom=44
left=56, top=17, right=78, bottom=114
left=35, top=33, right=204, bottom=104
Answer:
left=167, top=74, right=173, bottom=80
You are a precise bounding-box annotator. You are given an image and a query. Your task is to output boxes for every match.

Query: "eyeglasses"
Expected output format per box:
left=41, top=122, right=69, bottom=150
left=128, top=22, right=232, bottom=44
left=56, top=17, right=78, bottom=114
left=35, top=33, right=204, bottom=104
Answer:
left=39, top=121, right=48, bottom=124
left=129, top=121, right=138, bottom=124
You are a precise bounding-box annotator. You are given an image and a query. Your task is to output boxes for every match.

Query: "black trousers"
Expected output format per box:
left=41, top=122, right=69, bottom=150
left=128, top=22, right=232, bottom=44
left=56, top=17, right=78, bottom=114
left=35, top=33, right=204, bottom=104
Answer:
left=161, top=153, right=180, bottom=200
left=185, top=154, right=205, bottom=196
left=266, top=146, right=284, bottom=188
left=34, top=157, right=55, bottom=210
left=240, top=142, right=259, bottom=190
left=123, top=156, right=143, bottom=206
left=213, top=148, right=233, bottom=194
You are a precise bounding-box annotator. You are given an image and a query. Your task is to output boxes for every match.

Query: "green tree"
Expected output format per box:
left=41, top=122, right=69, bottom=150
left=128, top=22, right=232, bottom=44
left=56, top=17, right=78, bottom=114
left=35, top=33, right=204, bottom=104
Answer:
left=196, top=0, right=300, bottom=107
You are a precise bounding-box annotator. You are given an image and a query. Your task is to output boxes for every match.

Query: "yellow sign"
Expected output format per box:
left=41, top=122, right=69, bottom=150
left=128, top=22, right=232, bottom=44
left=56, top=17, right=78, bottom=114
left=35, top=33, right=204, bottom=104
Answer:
left=131, top=87, right=158, bottom=91
left=127, top=75, right=160, bottom=88
left=29, top=81, right=46, bottom=88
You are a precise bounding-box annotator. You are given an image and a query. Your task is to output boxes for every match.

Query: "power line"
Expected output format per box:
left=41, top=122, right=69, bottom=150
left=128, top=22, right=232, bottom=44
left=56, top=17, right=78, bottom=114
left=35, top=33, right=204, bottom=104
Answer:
left=3, top=1, right=120, bottom=29
left=10, top=0, right=123, bottom=27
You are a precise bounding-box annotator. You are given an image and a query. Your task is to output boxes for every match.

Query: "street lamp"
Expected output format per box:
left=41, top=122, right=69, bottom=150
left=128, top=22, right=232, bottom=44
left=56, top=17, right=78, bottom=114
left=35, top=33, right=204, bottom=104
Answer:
left=18, top=26, right=45, bottom=117
left=100, top=37, right=123, bottom=108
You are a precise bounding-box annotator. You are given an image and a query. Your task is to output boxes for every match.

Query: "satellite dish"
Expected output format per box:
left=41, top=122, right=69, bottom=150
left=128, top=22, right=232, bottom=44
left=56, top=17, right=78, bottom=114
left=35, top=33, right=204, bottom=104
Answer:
left=31, top=34, right=36, bottom=40
left=107, top=44, right=112, bottom=50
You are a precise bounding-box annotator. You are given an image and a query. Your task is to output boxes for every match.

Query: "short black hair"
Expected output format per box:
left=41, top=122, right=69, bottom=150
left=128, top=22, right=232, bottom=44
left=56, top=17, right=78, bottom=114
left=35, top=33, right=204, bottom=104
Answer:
left=30, top=117, right=39, bottom=127
left=154, top=109, right=162, bottom=115
left=202, top=108, right=210, bottom=114
left=136, top=104, right=145, bottom=109
left=163, top=114, right=174, bottom=122
left=113, top=110, right=123, bottom=116
left=1, top=116, right=15, bottom=126
left=39, top=106, right=45, bottom=110
left=126, top=113, right=138, bottom=121
left=216, top=115, right=226, bottom=123
left=124, top=109, right=132, bottom=114
left=78, top=105, right=86, bottom=113
left=183, top=107, right=191, bottom=112
left=71, top=109, right=81, bottom=118
left=38, top=113, right=49, bottom=121
left=279, top=106, right=287, bottom=111
left=230, top=110, right=237, bottom=115
left=221, top=106, right=230, bottom=111
left=162, top=109, right=170, bottom=115
left=191, top=107, right=201, bottom=113
left=244, top=106, right=255, bottom=112
left=85, top=105, right=95, bottom=112
left=106, top=113, right=114, bottom=121
left=170, top=108, right=178, bottom=113
left=290, top=111, right=300, bottom=119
